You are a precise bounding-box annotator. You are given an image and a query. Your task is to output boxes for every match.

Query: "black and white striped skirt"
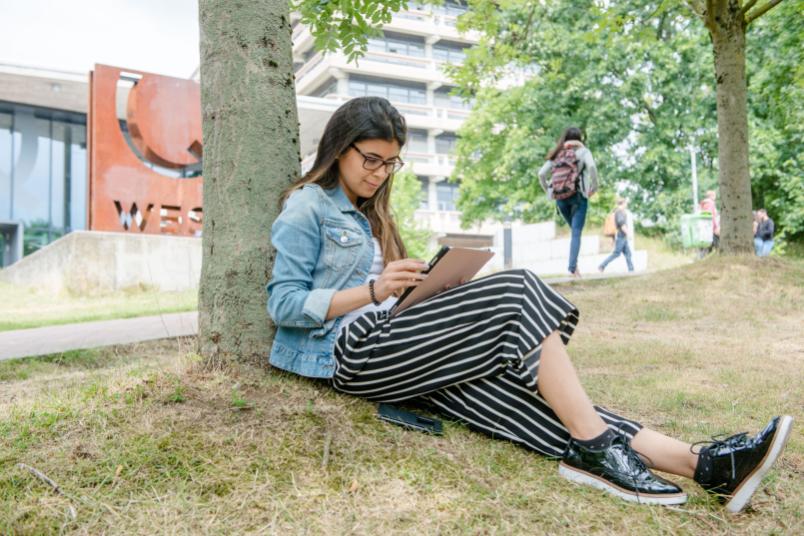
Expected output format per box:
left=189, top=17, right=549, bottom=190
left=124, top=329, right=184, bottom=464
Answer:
left=332, top=269, right=642, bottom=457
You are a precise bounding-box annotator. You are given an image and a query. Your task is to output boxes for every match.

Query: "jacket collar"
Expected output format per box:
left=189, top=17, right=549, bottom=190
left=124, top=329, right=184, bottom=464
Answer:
left=325, top=183, right=358, bottom=213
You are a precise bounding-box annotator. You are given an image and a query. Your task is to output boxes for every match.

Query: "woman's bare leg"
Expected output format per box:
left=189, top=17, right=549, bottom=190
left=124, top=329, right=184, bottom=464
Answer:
left=537, top=331, right=608, bottom=440
left=631, top=428, right=698, bottom=478
left=538, top=331, right=698, bottom=478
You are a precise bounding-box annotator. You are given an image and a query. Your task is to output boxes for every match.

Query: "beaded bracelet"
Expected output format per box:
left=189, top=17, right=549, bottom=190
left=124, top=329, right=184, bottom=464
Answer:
left=368, top=279, right=381, bottom=306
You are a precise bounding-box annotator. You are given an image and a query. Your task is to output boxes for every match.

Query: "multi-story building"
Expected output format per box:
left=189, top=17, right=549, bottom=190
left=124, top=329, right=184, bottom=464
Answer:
left=292, top=1, right=499, bottom=249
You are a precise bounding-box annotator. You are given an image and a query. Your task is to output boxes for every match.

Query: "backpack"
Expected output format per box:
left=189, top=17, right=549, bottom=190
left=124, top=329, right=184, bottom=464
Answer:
left=550, top=147, right=581, bottom=200
left=603, top=211, right=617, bottom=237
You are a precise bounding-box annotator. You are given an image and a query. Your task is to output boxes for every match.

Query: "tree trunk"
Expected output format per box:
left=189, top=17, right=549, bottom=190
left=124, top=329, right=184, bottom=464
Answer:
left=197, top=0, right=300, bottom=366
left=709, top=7, right=754, bottom=254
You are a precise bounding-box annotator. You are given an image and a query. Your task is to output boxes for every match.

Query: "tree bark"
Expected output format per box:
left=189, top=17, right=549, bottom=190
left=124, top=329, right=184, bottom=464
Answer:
left=197, top=0, right=300, bottom=366
left=709, top=5, right=754, bottom=254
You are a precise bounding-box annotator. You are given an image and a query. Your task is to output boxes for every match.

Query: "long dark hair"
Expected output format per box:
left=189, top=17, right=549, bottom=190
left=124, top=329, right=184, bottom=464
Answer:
left=281, top=96, right=408, bottom=264
left=546, top=126, right=584, bottom=161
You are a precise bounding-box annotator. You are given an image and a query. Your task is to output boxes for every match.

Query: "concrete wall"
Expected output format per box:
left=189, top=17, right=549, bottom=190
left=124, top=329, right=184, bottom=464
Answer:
left=0, top=231, right=201, bottom=294
left=486, top=221, right=649, bottom=275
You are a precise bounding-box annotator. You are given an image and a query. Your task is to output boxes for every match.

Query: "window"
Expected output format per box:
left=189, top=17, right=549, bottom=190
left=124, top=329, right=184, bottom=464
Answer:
left=417, top=176, right=430, bottom=209
left=433, top=0, right=468, bottom=17
left=367, top=32, right=425, bottom=57
left=433, top=42, right=468, bottom=63
left=348, top=77, right=427, bottom=105
left=434, top=87, right=473, bottom=110
left=0, top=104, right=89, bottom=254
left=407, top=130, right=428, bottom=153
left=436, top=181, right=460, bottom=211
left=436, top=133, right=458, bottom=154
left=310, top=78, right=338, bottom=97
left=0, top=112, right=12, bottom=220
left=12, top=111, right=50, bottom=225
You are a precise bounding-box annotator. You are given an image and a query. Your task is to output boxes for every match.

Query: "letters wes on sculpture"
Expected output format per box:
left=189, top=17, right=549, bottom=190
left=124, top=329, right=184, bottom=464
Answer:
left=88, top=64, right=203, bottom=235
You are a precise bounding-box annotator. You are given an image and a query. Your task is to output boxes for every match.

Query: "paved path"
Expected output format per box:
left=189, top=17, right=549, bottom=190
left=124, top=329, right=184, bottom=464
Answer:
left=543, top=271, right=644, bottom=285
left=0, top=312, right=198, bottom=362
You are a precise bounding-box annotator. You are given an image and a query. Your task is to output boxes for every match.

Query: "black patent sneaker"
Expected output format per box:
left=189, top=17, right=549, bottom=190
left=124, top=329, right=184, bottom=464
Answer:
left=693, top=415, right=794, bottom=513
left=559, top=434, right=687, bottom=505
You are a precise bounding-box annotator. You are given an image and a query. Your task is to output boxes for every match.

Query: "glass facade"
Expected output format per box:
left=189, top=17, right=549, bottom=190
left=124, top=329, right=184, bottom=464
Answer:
left=0, top=102, right=87, bottom=255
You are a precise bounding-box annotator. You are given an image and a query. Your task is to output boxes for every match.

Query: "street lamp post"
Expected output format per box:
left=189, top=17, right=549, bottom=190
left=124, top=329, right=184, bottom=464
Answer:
left=690, top=145, right=699, bottom=213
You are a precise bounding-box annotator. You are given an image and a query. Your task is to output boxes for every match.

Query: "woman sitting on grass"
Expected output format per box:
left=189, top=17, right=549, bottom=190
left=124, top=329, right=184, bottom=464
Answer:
left=266, top=96, right=793, bottom=512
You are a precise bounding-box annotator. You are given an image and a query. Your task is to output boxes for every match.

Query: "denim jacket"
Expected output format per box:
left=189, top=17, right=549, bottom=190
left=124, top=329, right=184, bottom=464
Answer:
left=266, top=183, right=374, bottom=378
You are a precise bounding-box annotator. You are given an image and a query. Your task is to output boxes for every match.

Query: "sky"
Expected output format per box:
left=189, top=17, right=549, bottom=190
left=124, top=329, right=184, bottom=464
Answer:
left=0, top=0, right=200, bottom=78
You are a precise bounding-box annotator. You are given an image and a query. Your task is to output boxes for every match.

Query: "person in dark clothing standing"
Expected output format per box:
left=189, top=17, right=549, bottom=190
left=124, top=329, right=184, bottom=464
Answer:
left=754, top=208, right=775, bottom=257
left=598, top=198, right=634, bottom=273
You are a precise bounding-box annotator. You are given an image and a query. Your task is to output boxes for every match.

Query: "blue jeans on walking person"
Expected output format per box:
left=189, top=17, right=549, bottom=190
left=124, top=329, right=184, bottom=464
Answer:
left=555, top=193, right=588, bottom=274
left=599, top=234, right=634, bottom=272
left=754, top=237, right=774, bottom=257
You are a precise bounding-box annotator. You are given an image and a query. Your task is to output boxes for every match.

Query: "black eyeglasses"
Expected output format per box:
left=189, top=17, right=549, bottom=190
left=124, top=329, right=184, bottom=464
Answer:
left=351, top=143, right=405, bottom=174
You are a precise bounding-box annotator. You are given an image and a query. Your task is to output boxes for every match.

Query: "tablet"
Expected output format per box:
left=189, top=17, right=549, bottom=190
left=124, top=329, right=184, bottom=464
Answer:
left=390, top=246, right=495, bottom=316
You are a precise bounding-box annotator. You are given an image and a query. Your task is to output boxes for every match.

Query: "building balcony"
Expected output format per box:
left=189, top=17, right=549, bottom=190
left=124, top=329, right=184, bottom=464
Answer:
left=384, top=9, right=480, bottom=44
left=292, top=9, right=479, bottom=57
left=295, top=50, right=453, bottom=94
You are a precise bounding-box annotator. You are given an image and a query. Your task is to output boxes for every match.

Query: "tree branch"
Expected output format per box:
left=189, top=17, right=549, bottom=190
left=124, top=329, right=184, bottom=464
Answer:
left=704, top=0, right=718, bottom=31
left=509, top=3, right=537, bottom=47
left=745, top=0, right=784, bottom=24
left=739, top=0, right=760, bottom=16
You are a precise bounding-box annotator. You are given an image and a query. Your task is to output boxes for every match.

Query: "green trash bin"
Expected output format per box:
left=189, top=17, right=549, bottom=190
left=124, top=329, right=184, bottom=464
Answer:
left=680, top=212, right=714, bottom=248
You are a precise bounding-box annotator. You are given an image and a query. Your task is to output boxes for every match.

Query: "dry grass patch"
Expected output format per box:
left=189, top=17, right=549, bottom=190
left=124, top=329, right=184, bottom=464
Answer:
left=0, top=282, right=197, bottom=332
left=1, top=256, right=802, bottom=534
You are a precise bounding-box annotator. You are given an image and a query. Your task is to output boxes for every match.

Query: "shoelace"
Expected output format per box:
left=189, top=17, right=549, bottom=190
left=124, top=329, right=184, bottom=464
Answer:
left=690, top=432, right=749, bottom=482
left=615, top=426, right=655, bottom=504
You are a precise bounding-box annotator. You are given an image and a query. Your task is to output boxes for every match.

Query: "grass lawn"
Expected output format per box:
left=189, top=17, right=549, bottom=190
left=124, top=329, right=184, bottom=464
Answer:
left=0, top=284, right=197, bottom=332
left=1, top=256, right=802, bottom=534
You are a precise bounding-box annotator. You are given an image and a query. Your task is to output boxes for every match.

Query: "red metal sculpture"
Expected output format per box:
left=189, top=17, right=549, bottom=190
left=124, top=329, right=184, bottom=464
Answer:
left=88, top=64, right=203, bottom=235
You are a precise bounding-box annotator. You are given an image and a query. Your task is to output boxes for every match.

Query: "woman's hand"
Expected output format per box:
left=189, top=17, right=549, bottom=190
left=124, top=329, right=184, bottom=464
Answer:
left=373, top=259, right=428, bottom=301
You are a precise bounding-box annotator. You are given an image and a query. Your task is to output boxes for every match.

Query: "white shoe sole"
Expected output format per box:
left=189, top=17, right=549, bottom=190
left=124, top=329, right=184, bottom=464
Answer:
left=558, top=462, right=688, bottom=506
left=725, top=415, right=794, bottom=514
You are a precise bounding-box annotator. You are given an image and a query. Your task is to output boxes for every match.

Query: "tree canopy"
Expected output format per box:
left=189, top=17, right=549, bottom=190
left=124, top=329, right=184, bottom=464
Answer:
left=447, top=0, right=801, bottom=245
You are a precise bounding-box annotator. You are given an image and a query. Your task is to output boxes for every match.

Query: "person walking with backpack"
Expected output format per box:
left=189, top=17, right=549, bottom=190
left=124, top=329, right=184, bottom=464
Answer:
left=598, top=198, right=634, bottom=273
left=538, top=127, right=599, bottom=277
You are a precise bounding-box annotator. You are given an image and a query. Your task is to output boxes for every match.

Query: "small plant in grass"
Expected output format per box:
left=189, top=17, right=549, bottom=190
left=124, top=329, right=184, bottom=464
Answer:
left=166, top=382, right=186, bottom=404
left=231, top=387, right=252, bottom=410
